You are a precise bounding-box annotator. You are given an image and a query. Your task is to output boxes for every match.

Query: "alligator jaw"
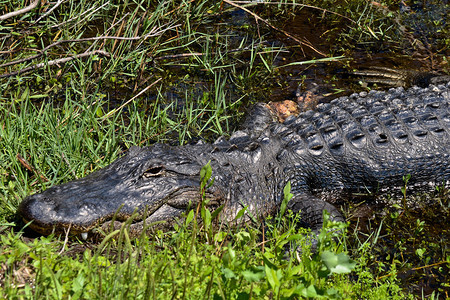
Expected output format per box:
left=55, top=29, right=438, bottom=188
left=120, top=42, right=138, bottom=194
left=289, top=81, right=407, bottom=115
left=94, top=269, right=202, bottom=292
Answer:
left=96, top=190, right=223, bottom=238
left=19, top=185, right=223, bottom=238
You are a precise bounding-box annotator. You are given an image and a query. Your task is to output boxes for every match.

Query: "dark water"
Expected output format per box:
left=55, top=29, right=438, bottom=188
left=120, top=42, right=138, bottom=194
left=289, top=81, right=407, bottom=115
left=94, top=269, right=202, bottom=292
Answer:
left=142, top=1, right=449, bottom=118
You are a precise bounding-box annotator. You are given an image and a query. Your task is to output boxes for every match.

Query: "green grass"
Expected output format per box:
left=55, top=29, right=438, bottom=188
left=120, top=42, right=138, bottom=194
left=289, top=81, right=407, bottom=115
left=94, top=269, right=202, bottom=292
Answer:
left=0, top=171, right=409, bottom=298
left=0, top=0, right=449, bottom=298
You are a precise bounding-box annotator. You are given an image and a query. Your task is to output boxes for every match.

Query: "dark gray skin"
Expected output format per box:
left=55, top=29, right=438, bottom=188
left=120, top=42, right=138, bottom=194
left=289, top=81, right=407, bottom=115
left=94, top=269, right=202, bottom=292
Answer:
left=18, top=83, right=450, bottom=237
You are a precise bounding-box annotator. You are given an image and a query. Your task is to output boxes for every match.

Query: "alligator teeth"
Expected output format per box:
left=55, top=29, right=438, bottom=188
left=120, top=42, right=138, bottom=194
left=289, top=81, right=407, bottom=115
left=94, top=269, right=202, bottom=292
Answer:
left=81, top=232, right=88, bottom=240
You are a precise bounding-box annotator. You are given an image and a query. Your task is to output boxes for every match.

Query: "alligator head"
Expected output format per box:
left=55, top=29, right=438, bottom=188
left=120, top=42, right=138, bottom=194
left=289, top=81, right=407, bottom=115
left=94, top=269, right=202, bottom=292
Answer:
left=18, top=144, right=226, bottom=237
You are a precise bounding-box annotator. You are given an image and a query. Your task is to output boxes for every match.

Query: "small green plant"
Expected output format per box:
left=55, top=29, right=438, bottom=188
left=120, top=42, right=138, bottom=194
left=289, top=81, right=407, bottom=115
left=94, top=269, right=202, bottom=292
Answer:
left=401, top=174, right=411, bottom=211
left=211, top=181, right=357, bottom=299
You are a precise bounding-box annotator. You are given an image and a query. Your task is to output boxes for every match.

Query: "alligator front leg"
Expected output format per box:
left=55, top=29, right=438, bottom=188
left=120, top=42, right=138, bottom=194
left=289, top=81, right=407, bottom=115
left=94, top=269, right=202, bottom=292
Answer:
left=287, top=194, right=345, bottom=232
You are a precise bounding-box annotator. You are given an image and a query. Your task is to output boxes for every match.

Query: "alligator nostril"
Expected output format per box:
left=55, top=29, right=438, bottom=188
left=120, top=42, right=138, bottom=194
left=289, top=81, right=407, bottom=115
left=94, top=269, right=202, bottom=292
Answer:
left=42, top=197, right=53, bottom=204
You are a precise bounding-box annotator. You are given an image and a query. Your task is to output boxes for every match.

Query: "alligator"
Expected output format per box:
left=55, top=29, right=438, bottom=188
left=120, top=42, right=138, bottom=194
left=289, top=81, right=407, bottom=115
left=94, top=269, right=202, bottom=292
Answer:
left=18, top=82, right=450, bottom=238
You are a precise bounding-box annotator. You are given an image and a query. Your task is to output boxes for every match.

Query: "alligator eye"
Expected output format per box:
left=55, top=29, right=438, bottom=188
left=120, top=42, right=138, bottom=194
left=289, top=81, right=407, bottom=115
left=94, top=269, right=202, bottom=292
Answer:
left=143, top=166, right=164, bottom=177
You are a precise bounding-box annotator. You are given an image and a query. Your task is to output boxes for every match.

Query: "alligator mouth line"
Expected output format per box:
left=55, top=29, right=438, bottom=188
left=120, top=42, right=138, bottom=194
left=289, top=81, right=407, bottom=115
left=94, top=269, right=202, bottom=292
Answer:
left=22, top=188, right=219, bottom=238
left=95, top=189, right=221, bottom=238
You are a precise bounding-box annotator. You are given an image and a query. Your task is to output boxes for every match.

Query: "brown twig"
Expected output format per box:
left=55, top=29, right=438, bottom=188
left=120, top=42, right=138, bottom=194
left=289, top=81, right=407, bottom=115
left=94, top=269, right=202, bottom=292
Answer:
left=111, top=18, right=127, bottom=54
left=162, top=0, right=196, bottom=18
left=16, top=153, right=49, bottom=182
left=59, top=223, right=72, bottom=255
left=156, top=52, right=205, bottom=60
left=0, top=37, right=136, bottom=69
left=50, top=1, right=109, bottom=29
left=85, top=12, right=130, bottom=53
left=229, top=1, right=356, bottom=24
left=0, top=39, right=110, bottom=70
left=155, top=48, right=289, bottom=61
left=222, top=0, right=326, bottom=57
left=377, top=260, right=450, bottom=280
left=35, top=0, right=68, bottom=23
left=0, top=50, right=110, bottom=78
left=0, top=0, right=40, bottom=21
left=411, top=261, right=449, bottom=271
left=0, top=24, right=179, bottom=70
left=134, top=11, right=148, bottom=92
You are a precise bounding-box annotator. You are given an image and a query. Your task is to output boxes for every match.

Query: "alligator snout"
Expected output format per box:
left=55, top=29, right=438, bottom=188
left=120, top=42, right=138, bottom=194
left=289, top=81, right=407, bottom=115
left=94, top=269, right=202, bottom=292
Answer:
left=19, top=182, right=206, bottom=236
left=18, top=145, right=211, bottom=236
left=19, top=184, right=113, bottom=235
left=19, top=192, right=60, bottom=235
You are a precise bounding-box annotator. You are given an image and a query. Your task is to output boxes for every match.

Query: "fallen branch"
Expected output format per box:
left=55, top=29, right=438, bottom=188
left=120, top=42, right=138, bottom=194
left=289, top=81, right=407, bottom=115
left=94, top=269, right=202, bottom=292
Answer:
left=229, top=1, right=356, bottom=24
left=0, top=37, right=140, bottom=69
left=0, top=50, right=110, bottom=78
left=16, top=153, right=49, bottom=183
left=223, top=0, right=326, bottom=57
left=0, top=0, right=40, bottom=21
left=35, top=0, right=68, bottom=24
left=0, top=24, right=180, bottom=70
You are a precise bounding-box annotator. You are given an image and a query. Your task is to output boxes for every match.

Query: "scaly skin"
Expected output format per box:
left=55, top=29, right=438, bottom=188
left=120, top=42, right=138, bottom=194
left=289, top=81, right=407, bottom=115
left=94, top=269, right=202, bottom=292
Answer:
left=18, top=82, right=450, bottom=237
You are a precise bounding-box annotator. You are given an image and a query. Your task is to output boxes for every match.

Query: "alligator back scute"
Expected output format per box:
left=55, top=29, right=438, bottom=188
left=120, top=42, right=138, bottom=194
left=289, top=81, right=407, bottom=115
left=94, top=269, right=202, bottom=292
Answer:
left=341, top=120, right=367, bottom=149
left=348, top=87, right=447, bottom=151
left=320, top=126, right=345, bottom=156
left=275, top=83, right=449, bottom=192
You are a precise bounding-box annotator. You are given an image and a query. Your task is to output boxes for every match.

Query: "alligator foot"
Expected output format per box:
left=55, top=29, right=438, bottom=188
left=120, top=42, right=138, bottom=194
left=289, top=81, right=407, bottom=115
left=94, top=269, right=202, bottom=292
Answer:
left=287, top=194, right=345, bottom=233
left=353, top=66, right=450, bottom=88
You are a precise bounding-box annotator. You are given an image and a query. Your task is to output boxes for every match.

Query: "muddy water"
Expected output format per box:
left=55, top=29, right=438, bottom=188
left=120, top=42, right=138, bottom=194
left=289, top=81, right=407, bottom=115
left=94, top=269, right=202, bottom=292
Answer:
left=145, top=2, right=448, bottom=122
left=271, top=4, right=448, bottom=99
